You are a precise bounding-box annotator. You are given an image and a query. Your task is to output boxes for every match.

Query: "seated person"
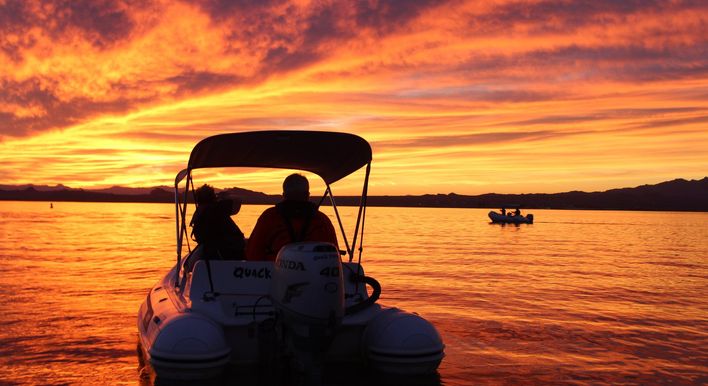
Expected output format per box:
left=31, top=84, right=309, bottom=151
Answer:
left=190, top=184, right=245, bottom=260
left=246, top=173, right=339, bottom=261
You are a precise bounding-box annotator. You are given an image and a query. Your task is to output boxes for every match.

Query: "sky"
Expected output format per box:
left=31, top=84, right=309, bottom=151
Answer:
left=0, top=0, right=707, bottom=195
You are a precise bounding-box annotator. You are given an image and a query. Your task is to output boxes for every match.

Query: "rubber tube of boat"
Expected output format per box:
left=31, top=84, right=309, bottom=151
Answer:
left=363, top=308, right=445, bottom=375
left=149, top=313, right=230, bottom=379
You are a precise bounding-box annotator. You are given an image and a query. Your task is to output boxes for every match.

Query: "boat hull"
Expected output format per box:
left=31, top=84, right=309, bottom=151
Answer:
left=137, top=260, right=444, bottom=379
left=137, top=269, right=232, bottom=379
left=488, top=211, right=534, bottom=224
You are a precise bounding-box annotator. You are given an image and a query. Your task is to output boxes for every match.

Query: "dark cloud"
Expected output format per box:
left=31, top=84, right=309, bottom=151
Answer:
left=0, top=0, right=141, bottom=55
left=260, top=45, right=323, bottom=75
left=0, top=78, right=76, bottom=136
left=212, top=3, right=351, bottom=76
left=301, top=4, right=351, bottom=45
left=212, top=0, right=446, bottom=73
left=0, top=1, right=34, bottom=59
left=54, top=0, right=139, bottom=47
left=602, top=107, right=707, bottom=117
left=199, top=0, right=445, bottom=40
left=533, top=44, right=708, bottom=82
left=167, top=70, right=245, bottom=96
left=486, top=108, right=708, bottom=140
left=455, top=43, right=708, bottom=84
left=354, top=0, right=444, bottom=34
left=512, top=115, right=601, bottom=126
left=626, top=115, right=708, bottom=130
left=0, top=69, right=251, bottom=137
left=469, top=0, right=708, bottom=35
left=194, top=0, right=287, bottom=20
left=482, top=89, right=563, bottom=103
left=0, top=78, right=146, bottom=137
left=511, top=107, right=708, bottom=126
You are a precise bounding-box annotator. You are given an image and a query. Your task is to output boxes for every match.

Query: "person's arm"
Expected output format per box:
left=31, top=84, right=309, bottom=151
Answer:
left=317, top=212, right=339, bottom=249
left=245, top=213, right=269, bottom=261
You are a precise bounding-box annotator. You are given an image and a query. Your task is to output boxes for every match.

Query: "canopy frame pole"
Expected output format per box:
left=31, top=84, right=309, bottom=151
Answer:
left=349, top=162, right=370, bottom=263
left=351, top=163, right=370, bottom=296
left=326, top=184, right=352, bottom=258
left=174, top=179, right=182, bottom=282
left=175, top=169, right=192, bottom=287
left=186, top=175, right=195, bottom=253
left=356, top=180, right=368, bottom=265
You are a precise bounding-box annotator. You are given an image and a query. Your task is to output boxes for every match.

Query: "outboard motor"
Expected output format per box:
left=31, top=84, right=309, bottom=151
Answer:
left=269, top=242, right=344, bottom=376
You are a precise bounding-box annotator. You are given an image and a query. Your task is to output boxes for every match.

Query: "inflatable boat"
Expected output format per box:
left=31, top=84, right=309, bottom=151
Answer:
left=488, top=210, right=534, bottom=224
left=137, top=131, right=444, bottom=380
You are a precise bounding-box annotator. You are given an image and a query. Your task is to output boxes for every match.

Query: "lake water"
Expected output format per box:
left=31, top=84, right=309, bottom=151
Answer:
left=0, top=201, right=706, bottom=385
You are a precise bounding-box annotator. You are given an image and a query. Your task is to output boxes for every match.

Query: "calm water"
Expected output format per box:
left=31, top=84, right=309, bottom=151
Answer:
left=0, top=201, right=706, bottom=385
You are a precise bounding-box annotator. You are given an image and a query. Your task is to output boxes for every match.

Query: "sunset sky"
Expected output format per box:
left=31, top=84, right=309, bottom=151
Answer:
left=1, top=0, right=706, bottom=195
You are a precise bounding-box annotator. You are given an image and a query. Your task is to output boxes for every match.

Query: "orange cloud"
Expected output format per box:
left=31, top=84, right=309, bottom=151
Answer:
left=0, top=0, right=706, bottom=195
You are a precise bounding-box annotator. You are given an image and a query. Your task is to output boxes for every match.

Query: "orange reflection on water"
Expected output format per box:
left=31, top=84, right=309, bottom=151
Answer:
left=0, top=202, right=706, bottom=384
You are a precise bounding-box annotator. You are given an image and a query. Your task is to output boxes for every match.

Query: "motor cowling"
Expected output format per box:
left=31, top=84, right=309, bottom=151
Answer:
left=270, top=242, right=344, bottom=374
left=270, top=241, right=344, bottom=330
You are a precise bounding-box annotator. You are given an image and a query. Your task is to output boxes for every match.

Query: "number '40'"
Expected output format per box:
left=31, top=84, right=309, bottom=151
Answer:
left=319, top=267, right=339, bottom=277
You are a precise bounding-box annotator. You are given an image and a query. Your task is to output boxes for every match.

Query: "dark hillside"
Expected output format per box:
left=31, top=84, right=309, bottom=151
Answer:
left=1, top=178, right=706, bottom=211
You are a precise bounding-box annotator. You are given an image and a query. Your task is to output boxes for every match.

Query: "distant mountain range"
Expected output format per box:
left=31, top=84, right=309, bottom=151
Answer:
left=0, top=178, right=706, bottom=211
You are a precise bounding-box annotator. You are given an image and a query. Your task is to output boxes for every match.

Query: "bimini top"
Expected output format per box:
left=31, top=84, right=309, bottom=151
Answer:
left=187, top=130, right=372, bottom=185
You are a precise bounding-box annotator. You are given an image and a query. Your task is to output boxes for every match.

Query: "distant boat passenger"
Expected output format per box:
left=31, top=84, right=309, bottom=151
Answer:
left=50, top=203, right=53, bottom=209
left=488, top=207, right=533, bottom=224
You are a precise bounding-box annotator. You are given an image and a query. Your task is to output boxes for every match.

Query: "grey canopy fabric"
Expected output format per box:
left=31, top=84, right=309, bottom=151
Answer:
left=187, top=131, right=372, bottom=184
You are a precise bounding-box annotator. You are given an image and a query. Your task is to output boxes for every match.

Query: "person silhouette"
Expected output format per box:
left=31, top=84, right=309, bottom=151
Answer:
left=246, top=174, right=339, bottom=261
left=190, top=184, right=245, bottom=260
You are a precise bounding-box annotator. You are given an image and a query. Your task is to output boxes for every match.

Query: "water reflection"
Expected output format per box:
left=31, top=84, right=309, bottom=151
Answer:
left=490, top=221, right=525, bottom=228
left=138, top=360, right=442, bottom=386
left=1, top=202, right=707, bottom=385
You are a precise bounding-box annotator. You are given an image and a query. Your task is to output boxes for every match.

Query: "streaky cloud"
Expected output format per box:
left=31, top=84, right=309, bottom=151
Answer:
left=454, top=43, right=708, bottom=84
left=1, top=0, right=447, bottom=137
left=470, top=0, right=708, bottom=34
left=0, top=78, right=146, bottom=137
left=167, top=70, right=245, bottom=96
left=511, top=107, right=708, bottom=126
left=397, top=87, right=565, bottom=103
left=374, top=131, right=572, bottom=150
left=626, top=115, right=708, bottom=131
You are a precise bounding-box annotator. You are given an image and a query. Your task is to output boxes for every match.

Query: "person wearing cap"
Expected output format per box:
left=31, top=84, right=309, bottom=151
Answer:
left=190, top=184, right=246, bottom=261
left=245, top=173, right=339, bottom=261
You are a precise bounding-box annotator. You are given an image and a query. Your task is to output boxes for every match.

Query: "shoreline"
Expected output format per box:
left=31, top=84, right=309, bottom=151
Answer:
left=1, top=177, right=706, bottom=212
left=1, top=198, right=706, bottom=212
